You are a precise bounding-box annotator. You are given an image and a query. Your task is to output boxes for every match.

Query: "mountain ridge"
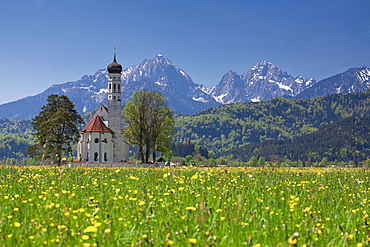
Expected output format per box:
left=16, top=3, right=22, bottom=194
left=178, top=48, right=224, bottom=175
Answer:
left=0, top=54, right=368, bottom=120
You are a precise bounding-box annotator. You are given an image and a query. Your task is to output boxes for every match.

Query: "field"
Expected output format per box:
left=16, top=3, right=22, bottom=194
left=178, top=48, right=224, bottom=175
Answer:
left=0, top=166, right=369, bottom=246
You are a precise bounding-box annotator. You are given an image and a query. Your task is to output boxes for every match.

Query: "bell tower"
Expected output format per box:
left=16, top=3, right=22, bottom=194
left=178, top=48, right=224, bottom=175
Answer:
left=107, top=52, right=127, bottom=162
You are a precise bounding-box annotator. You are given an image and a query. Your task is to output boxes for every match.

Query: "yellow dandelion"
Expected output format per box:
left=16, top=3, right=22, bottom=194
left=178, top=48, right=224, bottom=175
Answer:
left=81, top=235, right=89, bottom=240
left=84, top=226, right=98, bottom=233
left=14, top=222, right=21, bottom=227
left=188, top=238, right=197, bottom=244
left=104, top=228, right=111, bottom=233
left=166, top=240, right=174, bottom=245
left=186, top=206, right=196, bottom=211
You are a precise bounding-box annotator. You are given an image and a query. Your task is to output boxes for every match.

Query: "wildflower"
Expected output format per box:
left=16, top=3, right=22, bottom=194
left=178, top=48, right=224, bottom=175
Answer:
left=14, top=222, right=21, bottom=227
left=186, top=206, right=196, bottom=211
left=188, top=238, right=197, bottom=244
left=166, top=240, right=174, bottom=245
left=84, top=226, right=98, bottom=233
left=288, top=237, right=297, bottom=245
left=81, top=235, right=89, bottom=240
left=104, top=228, right=111, bottom=233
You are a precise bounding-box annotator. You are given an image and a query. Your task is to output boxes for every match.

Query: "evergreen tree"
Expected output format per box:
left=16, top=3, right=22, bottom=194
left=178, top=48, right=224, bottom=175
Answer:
left=26, top=94, right=83, bottom=165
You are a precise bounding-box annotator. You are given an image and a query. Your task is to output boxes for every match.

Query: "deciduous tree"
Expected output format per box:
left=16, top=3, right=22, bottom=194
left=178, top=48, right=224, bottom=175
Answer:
left=123, top=91, right=174, bottom=163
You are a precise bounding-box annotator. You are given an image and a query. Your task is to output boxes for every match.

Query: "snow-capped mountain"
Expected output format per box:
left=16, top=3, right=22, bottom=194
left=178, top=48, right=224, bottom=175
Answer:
left=0, top=55, right=220, bottom=119
left=295, top=67, right=370, bottom=99
left=210, top=61, right=316, bottom=104
left=0, top=54, right=368, bottom=120
left=119, top=54, right=220, bottom=113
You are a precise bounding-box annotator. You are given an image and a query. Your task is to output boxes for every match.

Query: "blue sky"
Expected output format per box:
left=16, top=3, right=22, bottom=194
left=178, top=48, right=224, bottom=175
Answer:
left=0, top=0, right=369, bottom=104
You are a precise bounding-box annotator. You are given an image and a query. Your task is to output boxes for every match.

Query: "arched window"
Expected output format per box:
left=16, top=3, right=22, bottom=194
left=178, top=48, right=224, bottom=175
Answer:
left=94, top=152, right=99, bottom=161
left=94, top=138, right=99, bottom=143
left=109, top=83, right=111, bottom=90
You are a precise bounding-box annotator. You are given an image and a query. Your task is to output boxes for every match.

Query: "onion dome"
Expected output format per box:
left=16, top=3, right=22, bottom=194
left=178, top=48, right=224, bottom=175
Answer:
left=107, top=53, right=122, bottom=73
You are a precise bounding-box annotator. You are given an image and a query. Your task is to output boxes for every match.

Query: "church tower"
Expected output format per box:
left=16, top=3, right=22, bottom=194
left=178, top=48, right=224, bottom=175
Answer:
left=77, top=53, right=128, bottom=163
left=107, top=53, right=128, bottom=162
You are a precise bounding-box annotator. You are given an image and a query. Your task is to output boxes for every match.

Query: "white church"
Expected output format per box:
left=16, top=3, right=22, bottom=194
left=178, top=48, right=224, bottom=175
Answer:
left=77, top=54, right=129, bottom=162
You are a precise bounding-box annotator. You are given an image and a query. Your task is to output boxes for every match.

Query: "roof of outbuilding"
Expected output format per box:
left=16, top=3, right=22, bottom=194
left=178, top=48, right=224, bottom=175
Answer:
left=80, top=115, right=112, bottom=133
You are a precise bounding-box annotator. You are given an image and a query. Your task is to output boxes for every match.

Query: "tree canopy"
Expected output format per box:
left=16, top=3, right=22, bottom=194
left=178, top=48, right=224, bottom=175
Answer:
left=26, top=94, right=84, bottom=165
left=123, top=91, right=175, bottom=163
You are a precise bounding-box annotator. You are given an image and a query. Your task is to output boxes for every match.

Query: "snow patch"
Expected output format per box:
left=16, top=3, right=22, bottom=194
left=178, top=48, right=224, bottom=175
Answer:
left=179, top=70, right=186, bottom=76
left=277, top=83, right=293, bottom=92
left=213, top=93, right=228, bottom=104
left=192, top=97, right=208, bottom=103
left=98, top=88, right=108, bottom=94
left=251, top=97, right=260, bottom=102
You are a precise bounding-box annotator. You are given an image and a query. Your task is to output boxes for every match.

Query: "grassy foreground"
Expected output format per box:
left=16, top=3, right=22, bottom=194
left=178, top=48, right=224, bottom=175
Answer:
left=0, top=166, right=369, bottom=246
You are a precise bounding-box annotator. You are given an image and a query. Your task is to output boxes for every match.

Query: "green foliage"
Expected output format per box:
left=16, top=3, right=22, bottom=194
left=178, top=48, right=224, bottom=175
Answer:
left=227, top=115, right=370, bottom=163
left=123, top=91, right=175, bottom=163
left=0, top=134, right=30, bottom=160
left=175, top=90, right=370, bottom=160
left=26, top=94, right=83, bottom=165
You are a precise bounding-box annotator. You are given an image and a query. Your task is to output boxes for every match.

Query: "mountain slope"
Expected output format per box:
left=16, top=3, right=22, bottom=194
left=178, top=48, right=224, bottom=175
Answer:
left=210, top=61, right=316, bottom=103
left=0, top=55, right=220, bottom=120
left=295, top=67, right=370, bottom=99
left=174, top=89, right=370, bottom=155
left=0, top=54, right=369, bottom=120
left=225, top=115, right=370, bottom=163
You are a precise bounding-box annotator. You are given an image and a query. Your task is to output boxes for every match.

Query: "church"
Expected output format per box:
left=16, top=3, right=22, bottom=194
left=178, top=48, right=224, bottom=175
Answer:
left=77, top=54, right=129, bottom=162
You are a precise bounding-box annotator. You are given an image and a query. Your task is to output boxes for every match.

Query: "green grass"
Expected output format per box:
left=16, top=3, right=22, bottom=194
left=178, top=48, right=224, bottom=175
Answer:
left=0, top=166, right=369, bottom=246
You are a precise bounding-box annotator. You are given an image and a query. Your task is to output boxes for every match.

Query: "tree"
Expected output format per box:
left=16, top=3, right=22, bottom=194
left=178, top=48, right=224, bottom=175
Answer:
left=123, top=91, right=175, bottom=163
left=26, top=94, right=83, bottom=165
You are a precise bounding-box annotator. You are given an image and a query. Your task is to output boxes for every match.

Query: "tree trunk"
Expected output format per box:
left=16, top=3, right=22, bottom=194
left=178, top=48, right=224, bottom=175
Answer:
left=139, top=146, right=145, bottom=163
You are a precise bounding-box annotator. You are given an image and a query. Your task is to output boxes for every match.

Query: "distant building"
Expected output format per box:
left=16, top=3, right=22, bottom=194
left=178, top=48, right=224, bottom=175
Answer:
left=77, top=54, right=129, bottom=162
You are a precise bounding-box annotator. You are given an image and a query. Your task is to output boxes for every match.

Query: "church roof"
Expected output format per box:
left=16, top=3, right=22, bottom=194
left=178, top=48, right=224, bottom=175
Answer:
left=107, top=53, right=122, bottom=73
left=80, top=115, right=112, bottom=133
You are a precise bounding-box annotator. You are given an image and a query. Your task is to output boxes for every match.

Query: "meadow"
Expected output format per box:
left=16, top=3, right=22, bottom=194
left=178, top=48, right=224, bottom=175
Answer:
left=0, top=166, right=368, bottom=246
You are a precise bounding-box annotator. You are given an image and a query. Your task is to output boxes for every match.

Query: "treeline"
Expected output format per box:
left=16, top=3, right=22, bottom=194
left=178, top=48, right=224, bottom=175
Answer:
left=174, top=90, right=370, bottom=158
left=225, top=116, right=370, bottom=163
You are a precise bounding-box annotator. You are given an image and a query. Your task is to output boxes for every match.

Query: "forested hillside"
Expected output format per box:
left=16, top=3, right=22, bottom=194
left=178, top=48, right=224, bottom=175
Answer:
left=225, top=116, right=370, bottom=163
left=174, top=90, right=370, bottom=155
left=0, top=119, right=34, bottom=160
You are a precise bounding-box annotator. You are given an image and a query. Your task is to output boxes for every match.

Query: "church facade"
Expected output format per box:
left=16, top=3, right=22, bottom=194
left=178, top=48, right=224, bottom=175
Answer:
left=77, top=54, right=129, bottom=162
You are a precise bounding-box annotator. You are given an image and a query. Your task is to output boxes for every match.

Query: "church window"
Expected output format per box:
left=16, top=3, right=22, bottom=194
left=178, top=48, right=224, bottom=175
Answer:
left=104, top=152, right=107, bottom=161
left=94, top=152, right=99, bottom=161
left=86, top=152, right=89, bottom=162
left=109, top=83, right=111, bottom=90
left=113, top=96, right=116, bottom=101
left=113, top=84, right=116, bottom=90
left=94, top=138, right=99, bottom=143
left=118, top=84, right=120, bottom=90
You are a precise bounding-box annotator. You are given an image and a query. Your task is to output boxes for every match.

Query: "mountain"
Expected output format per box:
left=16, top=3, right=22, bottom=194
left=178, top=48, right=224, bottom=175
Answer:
left=0, top=55, right=220, bottom=120
left=210, top=61, right=316, bottom=103
left=120, top=54, right=220, bottom=114
left=295, top=67, right=370, bottom=99
left=0, top=54, right=369, bottom=120
left=0, top=70, right=109, bottom=120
